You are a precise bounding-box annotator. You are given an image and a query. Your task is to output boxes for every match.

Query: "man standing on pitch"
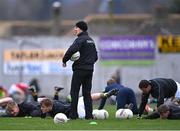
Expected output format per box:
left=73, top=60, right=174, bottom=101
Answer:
left=62, top=21, right=98, bottom=119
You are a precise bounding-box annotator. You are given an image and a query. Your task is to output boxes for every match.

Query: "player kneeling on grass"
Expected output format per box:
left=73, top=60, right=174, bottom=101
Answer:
left=98, top=78, right=138, bottom=114
left=138, top=78, right=180, bottom=118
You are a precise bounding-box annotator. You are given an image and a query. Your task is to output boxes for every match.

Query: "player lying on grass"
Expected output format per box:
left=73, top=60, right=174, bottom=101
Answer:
left=0, top=82, right=34, bottom=116
left=0, top=86, right=64, bottom=117
left=6, top=100, right=44, bottom=117
left=39, top=88, right=118, bottom=119
left=98, top=78, right=138, bottom=114
left=0, top=86, right=117, bottom=118
left=0, top=96, right=45, bottom=117
left=143, top=100, right=180, bottom=119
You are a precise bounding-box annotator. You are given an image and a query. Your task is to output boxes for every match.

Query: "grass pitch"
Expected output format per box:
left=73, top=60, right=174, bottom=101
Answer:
left=0, top=105, right=180, bottom=130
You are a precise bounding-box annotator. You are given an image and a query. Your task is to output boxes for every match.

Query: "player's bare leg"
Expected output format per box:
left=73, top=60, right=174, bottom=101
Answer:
left=91, top=89, right=119, bottom=101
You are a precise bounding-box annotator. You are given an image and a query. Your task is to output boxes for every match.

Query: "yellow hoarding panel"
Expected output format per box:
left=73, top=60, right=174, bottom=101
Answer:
left=157, top=35, right=180, bottom=53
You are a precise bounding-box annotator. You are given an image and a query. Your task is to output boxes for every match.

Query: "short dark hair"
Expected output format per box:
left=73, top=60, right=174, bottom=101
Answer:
left=40, top=98, right=53, bottom=108
left=75, top=21, right=88, bottom=31
left=157, top=104, right=169, bottom=114
left=139, top=80, right=150, bottom=89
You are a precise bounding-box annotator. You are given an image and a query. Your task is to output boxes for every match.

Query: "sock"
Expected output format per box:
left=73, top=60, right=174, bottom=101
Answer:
left=100, top=93, right=108, bottom=98
left=67, top=95, right=72, bottom=103
left=32, top=92, right=38, bottom=101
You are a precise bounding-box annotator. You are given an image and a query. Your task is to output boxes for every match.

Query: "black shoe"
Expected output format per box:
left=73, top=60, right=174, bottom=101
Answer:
left=85, top=116, right=93, bottom=120
left=54, top=86, right=64, bottom=92
left=69, top=116, right=78, bottom=120
left=85, top=117, right=93, bottom=120
left=29, top=85, right=36, bottom=92
left=105, top=89, right=119, bottom=98
left=69, top=117, right=77, bottom=120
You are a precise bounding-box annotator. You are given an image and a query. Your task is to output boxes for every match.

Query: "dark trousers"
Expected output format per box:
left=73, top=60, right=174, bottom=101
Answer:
left=116, top=88, right=138, bottom=114
left=69, top=70, right=93, bottom=119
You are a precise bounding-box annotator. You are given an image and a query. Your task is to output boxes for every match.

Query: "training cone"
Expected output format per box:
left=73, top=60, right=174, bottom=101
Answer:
left=89, top=121, right=98, bottom=125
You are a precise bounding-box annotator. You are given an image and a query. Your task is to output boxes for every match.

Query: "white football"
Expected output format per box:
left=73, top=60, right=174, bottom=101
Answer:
left=54, top=113, right=68, bottom=124
left=125, top=109, right=133, bottom=118
left=92, top=109, right=100, bottom=119
left=96, top=109, right=109, bottom=119
left=70, top=52, right=80, bottom=61
left=115, top=109, right=133, bottom=119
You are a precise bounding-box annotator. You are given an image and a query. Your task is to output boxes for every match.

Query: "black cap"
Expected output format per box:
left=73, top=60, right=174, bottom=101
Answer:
left=75, top=21, right=88, bottom=31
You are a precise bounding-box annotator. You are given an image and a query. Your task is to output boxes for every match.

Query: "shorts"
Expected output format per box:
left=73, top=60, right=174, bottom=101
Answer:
left=175, top=81, right=180, bottom=98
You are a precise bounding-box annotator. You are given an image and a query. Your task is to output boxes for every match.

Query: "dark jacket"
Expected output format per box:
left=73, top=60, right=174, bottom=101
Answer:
left=48, top=100, right=71, bottom=117
left=139, top=78, right=177, bottom=116
left=167, top=103, right=180, bottom=119
left=62, top=32, right=98, bottom=71
left=17, top=102, right=44, bottom=117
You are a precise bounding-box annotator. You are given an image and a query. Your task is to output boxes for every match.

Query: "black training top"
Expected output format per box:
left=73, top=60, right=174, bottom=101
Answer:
left=17, top=101, right=44, bottom=117
left=167, top=103, right=180, bottom=119
left=47, top=100, right=71, bottom=117
left=62, top=32, right=98, bottom=71
left=138, top=78, right=177, bottom=116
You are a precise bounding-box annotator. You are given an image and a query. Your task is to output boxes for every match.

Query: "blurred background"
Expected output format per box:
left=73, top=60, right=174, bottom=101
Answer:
left=0, top=0, right=180, bottom=103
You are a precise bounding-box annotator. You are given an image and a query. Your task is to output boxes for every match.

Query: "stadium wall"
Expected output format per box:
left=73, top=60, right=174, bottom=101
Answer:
left=0, top=36, right=180, bottom=102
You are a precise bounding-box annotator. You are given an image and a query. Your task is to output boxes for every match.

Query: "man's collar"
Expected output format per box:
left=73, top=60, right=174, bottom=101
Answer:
left=77, top=31, right=88, bottom=37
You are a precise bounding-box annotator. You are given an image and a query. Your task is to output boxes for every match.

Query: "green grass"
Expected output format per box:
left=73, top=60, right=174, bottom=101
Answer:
left=100, top=60, right=155, bottom=66
left=0, top=105, right=180, bottom=130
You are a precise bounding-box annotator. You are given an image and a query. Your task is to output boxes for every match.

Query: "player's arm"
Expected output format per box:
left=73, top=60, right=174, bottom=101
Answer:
left=93, top=43, right=98, bottom=62
left=144, top=111, right=160, bottom=119
left=28, top=102, right=46, bottom=118
left=30, top=109, right=45, bottom=118
left=0, top=97, right=13, bottom=107
left=169, top=112, right=180, bottom=119
left=138, top=93, right=149, bottom=117
left=62, top=38, right=83, bottom=64
left=21, top=102, right=37, bottom=115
